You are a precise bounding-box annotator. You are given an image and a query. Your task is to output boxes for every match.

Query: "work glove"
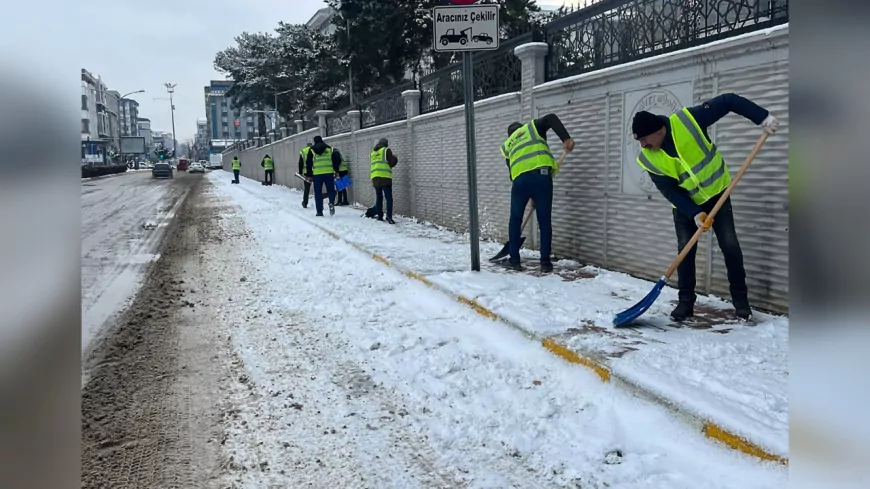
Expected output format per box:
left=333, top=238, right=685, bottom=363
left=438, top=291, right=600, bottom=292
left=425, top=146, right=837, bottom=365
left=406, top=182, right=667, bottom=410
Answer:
left=694, top=212, right=713, bottom=232
left=563, top=138, right=575, bottom=153
left=761, top=114, right=780, bottom=134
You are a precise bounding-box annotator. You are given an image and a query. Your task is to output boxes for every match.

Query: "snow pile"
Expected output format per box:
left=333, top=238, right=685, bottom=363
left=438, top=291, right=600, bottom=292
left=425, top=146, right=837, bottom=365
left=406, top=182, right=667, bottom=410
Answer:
left=206, top=172, right=787, bottom=487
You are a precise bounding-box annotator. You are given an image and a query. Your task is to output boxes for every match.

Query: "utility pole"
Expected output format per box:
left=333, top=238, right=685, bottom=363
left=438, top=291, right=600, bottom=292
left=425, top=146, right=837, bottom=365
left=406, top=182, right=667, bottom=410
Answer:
left=347, top=17, right=354, bottom=107
left=164, top=83, right=178, bottom=156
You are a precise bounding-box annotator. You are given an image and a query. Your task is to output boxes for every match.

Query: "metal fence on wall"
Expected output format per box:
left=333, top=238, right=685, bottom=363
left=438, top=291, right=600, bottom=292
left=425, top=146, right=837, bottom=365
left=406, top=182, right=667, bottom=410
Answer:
left=545, top=0, right=789, bottom=81
left=360, top=81, right=415, bottom=128
left=326, top=107, right=355, bottom=136
left=419, top=32, right=532, bottom=115
left=269, top=0, right=788, bottom=132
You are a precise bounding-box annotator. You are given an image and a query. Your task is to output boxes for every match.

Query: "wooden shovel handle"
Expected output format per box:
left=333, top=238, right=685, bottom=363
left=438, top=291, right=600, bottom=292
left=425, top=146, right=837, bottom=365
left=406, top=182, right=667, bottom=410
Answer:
left=663, top=132, right=769, bottom=280
left=519, top=152, right=568, bottom=233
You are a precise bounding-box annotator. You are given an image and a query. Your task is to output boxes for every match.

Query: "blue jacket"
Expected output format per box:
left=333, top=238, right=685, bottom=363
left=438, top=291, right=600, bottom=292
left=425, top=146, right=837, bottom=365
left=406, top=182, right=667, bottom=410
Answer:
left=646, top=93, right=769, bottom=218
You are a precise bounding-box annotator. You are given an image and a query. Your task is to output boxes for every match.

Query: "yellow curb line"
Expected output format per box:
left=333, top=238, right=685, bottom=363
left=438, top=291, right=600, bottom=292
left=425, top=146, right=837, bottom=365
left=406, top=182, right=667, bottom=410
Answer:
left=541, top=338, right=611, bottom=383
left=703, top=423, right=788, bottom=465
left=301, top=215, right=788, bottom=465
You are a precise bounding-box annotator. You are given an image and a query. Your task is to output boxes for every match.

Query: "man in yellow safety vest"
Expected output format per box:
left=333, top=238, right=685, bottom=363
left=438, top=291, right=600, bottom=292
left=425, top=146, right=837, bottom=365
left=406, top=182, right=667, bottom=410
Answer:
left=304, top=136, right=342, bottom=216
left=631, top=93, right=780, bottom=321
left=261, top=153, right=274, bottom=186
left=501, top=114, right=574, bottom=273
left=369, top=138, right=398, bottom=224
left=231, top=156, right=241, bottom=184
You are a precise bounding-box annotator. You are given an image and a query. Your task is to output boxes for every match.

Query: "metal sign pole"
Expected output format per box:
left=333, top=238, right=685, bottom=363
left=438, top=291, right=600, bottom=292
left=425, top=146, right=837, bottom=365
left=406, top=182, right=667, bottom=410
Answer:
left=463, top=51, right=481, bottom=271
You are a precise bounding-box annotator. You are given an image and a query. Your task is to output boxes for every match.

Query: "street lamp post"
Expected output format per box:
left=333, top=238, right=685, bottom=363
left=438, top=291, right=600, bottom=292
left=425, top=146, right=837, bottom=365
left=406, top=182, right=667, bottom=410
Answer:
left=164, top=83, right=178, bottom=157
left=117, top=89, right=145, bottom=169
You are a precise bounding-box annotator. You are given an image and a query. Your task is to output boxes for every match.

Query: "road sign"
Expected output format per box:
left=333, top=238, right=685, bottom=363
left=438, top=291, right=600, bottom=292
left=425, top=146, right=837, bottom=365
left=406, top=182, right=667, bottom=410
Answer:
left=234, top=120, right=240, bottom=127
left=433, top=5, right=499, bottom=52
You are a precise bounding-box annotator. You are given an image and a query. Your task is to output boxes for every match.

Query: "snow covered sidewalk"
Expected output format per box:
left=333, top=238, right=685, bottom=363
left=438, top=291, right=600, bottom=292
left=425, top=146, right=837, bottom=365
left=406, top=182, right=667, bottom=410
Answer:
left=208, top=172, right=787, bottom=487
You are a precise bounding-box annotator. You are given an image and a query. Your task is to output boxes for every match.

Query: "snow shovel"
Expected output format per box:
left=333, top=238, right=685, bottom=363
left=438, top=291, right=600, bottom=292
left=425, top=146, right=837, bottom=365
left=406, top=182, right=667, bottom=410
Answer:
left=488, top=152, right=567, bottom=262
left=613, top=132, right=770, bottom=327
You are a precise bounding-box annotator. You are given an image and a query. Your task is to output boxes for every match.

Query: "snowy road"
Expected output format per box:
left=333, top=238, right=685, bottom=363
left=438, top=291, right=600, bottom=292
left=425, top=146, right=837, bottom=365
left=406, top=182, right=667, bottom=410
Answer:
left=81, top=170, right=198, bottom=359
left=81, top=173, right=787, bottom=488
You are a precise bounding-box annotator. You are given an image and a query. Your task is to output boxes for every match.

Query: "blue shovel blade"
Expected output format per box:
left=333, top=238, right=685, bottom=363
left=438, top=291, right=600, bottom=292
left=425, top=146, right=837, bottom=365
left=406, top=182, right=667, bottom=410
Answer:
left=613, top=278, right=667, bottom=327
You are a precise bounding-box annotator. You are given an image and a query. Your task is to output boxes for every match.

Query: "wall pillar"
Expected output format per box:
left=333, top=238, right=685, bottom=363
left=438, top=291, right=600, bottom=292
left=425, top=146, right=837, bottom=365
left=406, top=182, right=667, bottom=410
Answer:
left=280, top=126, right=289, bottom=139
left=348, top=110, right=361, bottom=131
left=402, top=89, right=422, bottom=217
left=514, top=42, right=549, bottom=123
left=295, top=119, right=304, bottom=134
left=514, top=42, right=549, bottom=250
left=316, top=110, right=333, bottom=139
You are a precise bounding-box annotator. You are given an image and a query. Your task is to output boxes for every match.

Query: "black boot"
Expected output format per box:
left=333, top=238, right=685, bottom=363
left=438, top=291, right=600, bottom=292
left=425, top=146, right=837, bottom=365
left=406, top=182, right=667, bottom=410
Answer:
left=386, top=217, right=395, bottom=225
left=540, top=260, right=553, bottom=273
left=502, top=259, right=522, bottom=271
left=671, top=301, right=695, bottom=321
left=329, top=203, right=335, bottom=216
left=733, top=296, right=752, bottom=320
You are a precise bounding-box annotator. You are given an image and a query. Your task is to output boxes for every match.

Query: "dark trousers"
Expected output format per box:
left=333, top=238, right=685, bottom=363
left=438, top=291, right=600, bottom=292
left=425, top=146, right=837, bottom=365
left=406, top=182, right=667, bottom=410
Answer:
left=337, top=170, right=349, bottom=205
left=375, top=184, right=393, bottom=219
left=302, top=180, right=311, bottom=206
left=233, top=169, right=240, bottom=182
left=509, top=169, right=553, bottom=264
left=673, top=196, right=748, bottom=304
left=265, top=169, right=274, bottom=185
left=313, top=174, right=335, bottom=214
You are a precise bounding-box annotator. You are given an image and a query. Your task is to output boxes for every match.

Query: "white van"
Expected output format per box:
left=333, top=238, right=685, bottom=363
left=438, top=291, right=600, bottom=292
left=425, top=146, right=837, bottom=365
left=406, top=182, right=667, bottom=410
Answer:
left=208, top=154, right=223, bottom=169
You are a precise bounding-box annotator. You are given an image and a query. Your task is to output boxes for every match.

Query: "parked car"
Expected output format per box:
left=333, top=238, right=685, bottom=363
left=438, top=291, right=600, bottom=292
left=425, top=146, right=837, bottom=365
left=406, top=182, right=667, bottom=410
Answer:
left=152, top=162, right=173, bottom=179
left=189, top=161, right=205, bottom=173
left=176, top=158, right=190, bottom=171
left=472, top=33, right=494, bottom=45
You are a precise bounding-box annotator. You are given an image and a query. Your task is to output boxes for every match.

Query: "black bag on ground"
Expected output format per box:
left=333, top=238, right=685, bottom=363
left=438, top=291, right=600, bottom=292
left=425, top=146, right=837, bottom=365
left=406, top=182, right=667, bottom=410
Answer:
left=364, top=207, right=378, bottom=218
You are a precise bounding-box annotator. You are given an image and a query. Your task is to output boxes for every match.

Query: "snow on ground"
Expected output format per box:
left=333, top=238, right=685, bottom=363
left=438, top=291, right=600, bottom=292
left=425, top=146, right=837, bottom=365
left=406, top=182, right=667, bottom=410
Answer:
left=81, top=172, right=192, bottom=358
left=207, top=171, right=786, bottom=488
left=208, top=174, right=789, bottom=458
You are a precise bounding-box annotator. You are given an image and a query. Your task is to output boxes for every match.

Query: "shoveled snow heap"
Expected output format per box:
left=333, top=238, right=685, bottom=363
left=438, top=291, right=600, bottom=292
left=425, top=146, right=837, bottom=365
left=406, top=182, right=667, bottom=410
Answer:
left=208, top=172, right=786, bottom=488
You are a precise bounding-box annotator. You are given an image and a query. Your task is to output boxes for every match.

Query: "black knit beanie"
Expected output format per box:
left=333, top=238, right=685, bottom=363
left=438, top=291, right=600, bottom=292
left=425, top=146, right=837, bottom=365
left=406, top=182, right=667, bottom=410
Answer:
left=632, top=111, right=665, bottom=139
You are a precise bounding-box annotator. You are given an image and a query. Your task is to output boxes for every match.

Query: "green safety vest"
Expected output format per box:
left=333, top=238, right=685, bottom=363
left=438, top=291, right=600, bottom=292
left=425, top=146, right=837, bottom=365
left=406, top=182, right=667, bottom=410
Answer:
left=300, top=147, right=312, bottom=160
left=370, top=148, right=392, bottom=180
left=312, top=147, right=334, bottom=175
left=500, top=120, right=557, bottom=181
left=263, top=157, right=273, bottom=170
left=339, top=155, right=348, bottom=172
left=636, top=108, right=730, bottom=206
left=232, top=158, right=240, bottom=170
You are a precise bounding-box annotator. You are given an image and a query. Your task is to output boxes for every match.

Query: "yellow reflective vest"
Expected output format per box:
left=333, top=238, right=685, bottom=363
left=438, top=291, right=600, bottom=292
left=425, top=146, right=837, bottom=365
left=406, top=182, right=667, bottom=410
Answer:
left=312, top=147, right=334, bottom=175
left=636, top=108, right=730, bottom=206
left=232, top=158, right=240, bottom=170
left=370, top=148, right=392, bottom=180
left=500, top=120, right=557, bottom=181
left=263, top=157, right=273, bottom=170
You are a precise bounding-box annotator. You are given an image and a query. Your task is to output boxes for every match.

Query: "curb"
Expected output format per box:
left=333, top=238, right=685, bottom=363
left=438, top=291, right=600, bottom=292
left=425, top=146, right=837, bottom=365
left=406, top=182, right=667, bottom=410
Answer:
left=300, top=212, right=788, bottom=466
